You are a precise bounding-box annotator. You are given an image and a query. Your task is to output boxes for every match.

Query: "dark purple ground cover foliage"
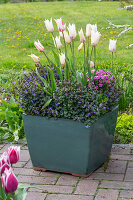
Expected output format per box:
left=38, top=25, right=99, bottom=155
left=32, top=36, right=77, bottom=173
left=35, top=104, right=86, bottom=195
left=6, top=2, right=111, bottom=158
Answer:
left=15, top=65, right=121, bottom=126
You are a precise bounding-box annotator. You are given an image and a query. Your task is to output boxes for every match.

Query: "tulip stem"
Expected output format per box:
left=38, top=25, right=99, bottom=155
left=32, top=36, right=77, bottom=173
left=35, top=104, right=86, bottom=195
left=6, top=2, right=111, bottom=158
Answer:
left=72, top=40, right=75, bottom=68
left=0, top=180, right=4, bottom=199
left=43, top=52, right=51, bottom=86
left=112, top=52, right=113, bottom=69
left=83, top=43, right=86, bottom=66
left=87, top=37, right=89, bottom=61
left=12, top=193, right=15, bottom=200
left=90, top=47, right=93, bottom=60
left=51, top=32, right=55, bottom=39
left=94, top=46, right=96, bottom=69
left=43, top=52, right=51, bottom=66
left=62, top=32, right=67, bottom=58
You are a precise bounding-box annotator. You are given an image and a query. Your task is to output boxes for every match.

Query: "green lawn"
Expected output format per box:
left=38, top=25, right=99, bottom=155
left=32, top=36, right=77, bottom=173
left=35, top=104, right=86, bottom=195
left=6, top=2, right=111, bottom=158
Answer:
left=0, top=1, right=133, bottom=73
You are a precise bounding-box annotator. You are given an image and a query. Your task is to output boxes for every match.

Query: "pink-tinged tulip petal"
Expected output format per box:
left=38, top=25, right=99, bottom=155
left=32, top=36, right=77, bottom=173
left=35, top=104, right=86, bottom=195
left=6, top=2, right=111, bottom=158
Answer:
left=28, top=54, right=40, bottom=63
left=63, top=31, right=71, bottom=44
left=0, top=163, right=10, bottom=175
left=1, top=168, right=18, bottom=194
left=80, top=73, right=83, bottom=78
left=34, top=40, right=45, bottom=52
left=55, top=18, right=65, bottom=32
left=78, top=28, right=85, bottom=43
left=67, top=24, right=76, bottom=40
left=0, top=152, right=10, bottom=166
left=91, top=69, right=95, bottom=74
left=91, top=30, right=101, bottom=47
left=7, top=146, right=20, bottom=164
left=0, top=152, right=10, bottom=175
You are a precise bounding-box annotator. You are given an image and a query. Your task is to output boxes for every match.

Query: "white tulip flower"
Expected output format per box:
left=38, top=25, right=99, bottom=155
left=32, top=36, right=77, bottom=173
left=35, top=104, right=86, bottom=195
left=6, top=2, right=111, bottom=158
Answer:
left=91, top=30, right=101, bottom=46
left=55, top=18, right=66, bottom=32
left=59, top=31, right=63, bottom=38
left=44, top=18, right=54, bottom=33
left=53, top=36, right=62, bottom=50
left=28, top=54, right=40, bottom=63
left=34, top=40, right=45, bottom=52
left=90, top=61, right=95, bottom=68
left=78, top=28, right=86, bottom=43
left=63, top=31, right=71, bottom=44
left=109, top=39, right=117, bottom=52
left=91, top=24, right=97, bottom=32
left=78, top=43, right=84, bottom=51
left=59, top=53, right=65, bottom=66
left=67, top=24, right=76, bottom=40
left=86, top=24, right=91, bottom=38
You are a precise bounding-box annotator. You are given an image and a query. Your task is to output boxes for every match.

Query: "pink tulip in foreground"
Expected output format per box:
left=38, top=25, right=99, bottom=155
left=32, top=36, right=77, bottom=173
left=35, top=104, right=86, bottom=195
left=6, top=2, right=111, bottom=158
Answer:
left=28, top=54, right=40, bottom=63
left=0, top=163, right=10, bottom=176
left=34, top=40, right=45, bottom=52
left=1, top=168, right=18, bottom=194
left=7, top=146, right=20, bottom=164
left=0, top=152, right=10, bottom=175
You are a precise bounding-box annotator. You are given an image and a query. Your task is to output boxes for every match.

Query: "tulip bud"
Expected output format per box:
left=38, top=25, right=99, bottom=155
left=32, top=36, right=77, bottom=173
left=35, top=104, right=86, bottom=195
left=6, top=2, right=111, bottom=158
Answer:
left=90, top=61, right=95, bottom=68
left=78, top=43, right=84, bottom=51
left=44, top=18, right=54, bottom=33
left=59, top=31, right=63, bottom=38
left=28, top=54, right=40, bottom=63
left=54, top=36, right=62, bottom=50
left=91, top=24, right=97, bottom=32
left=7, top=146, right=20, bottom=164
left=67, top=24, right=76, bottom=40
left=55, top=18, right=65, bottom=32
left=63, top=31, right=71, bottom=44
left=34, top=40, right=45, bottom=52
left=91, top=30, right=101, bottom=47
left=109, top=39, right=117, bottom=52
left=59, top=53, right=65, bottom=66
left=1, top=168, right=18, bottom=194
left=86, top=24, right=91, bottom=38
left=78, top=28, right=86, bottom=43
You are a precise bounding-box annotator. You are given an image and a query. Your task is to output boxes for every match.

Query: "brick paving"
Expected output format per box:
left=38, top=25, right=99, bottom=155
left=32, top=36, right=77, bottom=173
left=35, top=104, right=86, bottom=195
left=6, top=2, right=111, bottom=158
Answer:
left=0, top=144, right=133, bottom=200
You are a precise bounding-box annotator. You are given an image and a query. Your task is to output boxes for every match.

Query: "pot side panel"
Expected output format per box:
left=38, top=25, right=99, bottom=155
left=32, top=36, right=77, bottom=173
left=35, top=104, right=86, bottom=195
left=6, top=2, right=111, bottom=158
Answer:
left=23, top=116, right=91, bottom=175
left=88, top=106, right=118, bottom=172
left=23, top=106, right=118, bottom=176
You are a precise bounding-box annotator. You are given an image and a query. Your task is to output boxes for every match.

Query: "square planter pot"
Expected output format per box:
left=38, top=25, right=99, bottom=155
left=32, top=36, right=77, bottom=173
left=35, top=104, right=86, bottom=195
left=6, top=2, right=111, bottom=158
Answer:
left=23, top=106, right=118, bottom=177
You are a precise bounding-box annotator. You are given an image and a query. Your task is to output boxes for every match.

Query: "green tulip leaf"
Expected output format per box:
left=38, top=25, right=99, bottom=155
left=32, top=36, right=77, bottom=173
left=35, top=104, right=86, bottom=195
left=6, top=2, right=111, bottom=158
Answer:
left=41, top=99, right=52, bottom=110
left=15, top=188, right=28, bottom=200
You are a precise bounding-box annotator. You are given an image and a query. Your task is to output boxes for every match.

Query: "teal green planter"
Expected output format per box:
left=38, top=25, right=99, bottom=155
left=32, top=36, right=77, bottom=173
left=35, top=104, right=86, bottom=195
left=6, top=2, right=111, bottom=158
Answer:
left=23, top=106, right=118, bottom=177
